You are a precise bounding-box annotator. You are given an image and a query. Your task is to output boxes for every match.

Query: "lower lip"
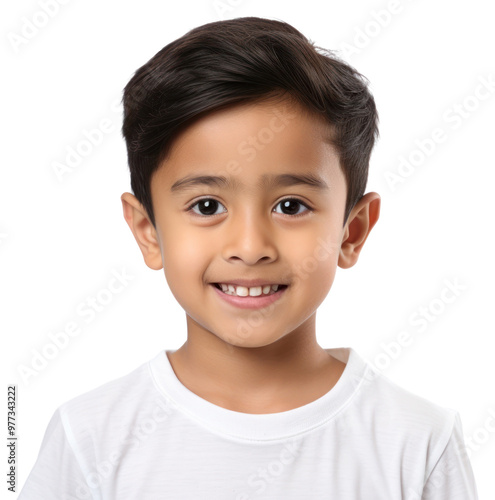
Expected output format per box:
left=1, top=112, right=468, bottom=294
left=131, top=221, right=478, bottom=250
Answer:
left=210, top=284, right=288, bottom=309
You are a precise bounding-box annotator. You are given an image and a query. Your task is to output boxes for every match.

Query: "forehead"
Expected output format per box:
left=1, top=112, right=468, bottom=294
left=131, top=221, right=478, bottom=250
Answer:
left=151, top=98, right=341, bottom=191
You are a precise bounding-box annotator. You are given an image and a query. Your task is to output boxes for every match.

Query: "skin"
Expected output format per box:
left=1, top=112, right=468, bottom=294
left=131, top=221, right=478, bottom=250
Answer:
left=121, top=97, right=380, bottom=414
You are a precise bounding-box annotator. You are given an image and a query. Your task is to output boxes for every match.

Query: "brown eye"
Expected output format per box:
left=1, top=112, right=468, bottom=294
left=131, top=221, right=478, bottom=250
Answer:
left=186, top=197, right=312, bottom=218
left=187, top=198, right=226, bottom=217
left=273, top=198, right=312, bottom=217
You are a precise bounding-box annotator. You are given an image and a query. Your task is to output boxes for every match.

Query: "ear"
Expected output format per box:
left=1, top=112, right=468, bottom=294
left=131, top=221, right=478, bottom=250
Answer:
left=120, top=192, right=163, bottom=270
left=338, top=192, right=381, bottom=269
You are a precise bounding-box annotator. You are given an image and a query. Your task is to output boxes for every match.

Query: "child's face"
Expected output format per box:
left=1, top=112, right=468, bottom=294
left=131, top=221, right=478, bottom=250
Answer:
left=122, top=98, right=378, bottom=349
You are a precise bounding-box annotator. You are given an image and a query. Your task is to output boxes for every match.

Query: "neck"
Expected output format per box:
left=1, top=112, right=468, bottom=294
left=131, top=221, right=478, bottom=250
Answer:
left=166, top=314, right=344, bottom=413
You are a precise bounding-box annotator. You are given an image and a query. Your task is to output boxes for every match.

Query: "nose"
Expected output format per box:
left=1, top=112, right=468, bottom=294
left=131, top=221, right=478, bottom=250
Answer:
left=221, top=209, right=278, bottom=265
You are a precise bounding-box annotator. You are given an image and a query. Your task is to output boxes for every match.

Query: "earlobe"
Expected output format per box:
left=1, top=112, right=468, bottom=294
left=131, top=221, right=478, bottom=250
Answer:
left=338, top=192, right=381, bottom=269
left=120, top=192, right=164, bottom=271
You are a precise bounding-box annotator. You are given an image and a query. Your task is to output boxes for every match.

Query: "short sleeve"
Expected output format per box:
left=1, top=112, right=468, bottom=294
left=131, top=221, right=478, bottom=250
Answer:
left=422, top=411, right=479, bottom=500
left=18, top=408, right=94, bottom=500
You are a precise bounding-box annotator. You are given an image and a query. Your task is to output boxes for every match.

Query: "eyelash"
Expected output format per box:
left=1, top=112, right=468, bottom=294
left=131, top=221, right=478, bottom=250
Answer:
left=185, top=197, right=313, bottom=218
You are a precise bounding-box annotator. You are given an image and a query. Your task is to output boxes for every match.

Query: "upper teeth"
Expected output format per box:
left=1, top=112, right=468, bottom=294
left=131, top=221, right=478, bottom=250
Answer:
left=218, top=284, right=280, bottom=296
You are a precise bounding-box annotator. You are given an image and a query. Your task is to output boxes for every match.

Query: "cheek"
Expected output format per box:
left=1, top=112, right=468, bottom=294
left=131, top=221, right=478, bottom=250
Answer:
left=294, top=253, right=338, bottom=321
left=290, top=234, right=340, bottom=291
left=161, top=222, right=212, bottom=292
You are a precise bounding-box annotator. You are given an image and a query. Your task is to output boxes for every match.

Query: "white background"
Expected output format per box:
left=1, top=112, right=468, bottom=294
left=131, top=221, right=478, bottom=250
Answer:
left=2, top=0, right=494, bottom=497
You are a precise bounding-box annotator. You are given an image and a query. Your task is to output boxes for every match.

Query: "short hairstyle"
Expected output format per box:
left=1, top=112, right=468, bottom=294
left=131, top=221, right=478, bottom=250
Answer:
left=121, top=16, right=379, bottom=228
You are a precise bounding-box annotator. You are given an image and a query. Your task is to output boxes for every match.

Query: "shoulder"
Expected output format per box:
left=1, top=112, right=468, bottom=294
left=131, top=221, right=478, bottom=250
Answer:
left=342, top=348, right=457, bottom=433
left=348, top=356, right=459, bottom=474
left=63, top=357, right=150, bottom=408
left=55, top=354, right=165, bottom=440
left=370, top=367, right=457, bottom=428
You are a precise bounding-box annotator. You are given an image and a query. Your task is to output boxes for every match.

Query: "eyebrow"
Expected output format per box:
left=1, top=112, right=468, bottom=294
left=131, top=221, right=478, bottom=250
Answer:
left=170, top=172, right=329, bottom=193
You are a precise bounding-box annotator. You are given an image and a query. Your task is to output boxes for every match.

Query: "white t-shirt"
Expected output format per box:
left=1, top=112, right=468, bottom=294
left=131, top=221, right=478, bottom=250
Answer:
left=18, top=347, right=479, bottom=499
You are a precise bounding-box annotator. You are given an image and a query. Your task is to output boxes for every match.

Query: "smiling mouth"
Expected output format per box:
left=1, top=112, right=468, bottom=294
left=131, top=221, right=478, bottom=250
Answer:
left=212, top=283, right=288, bottom=297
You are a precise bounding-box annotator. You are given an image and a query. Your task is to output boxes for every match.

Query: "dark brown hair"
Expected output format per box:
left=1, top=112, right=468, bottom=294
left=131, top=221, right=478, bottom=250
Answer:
left=121, top=16, right=379, bottom=227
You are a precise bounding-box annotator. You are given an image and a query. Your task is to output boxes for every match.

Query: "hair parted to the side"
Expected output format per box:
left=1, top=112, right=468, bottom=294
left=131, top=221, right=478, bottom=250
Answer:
left=121, top=16, right=379, bottom=228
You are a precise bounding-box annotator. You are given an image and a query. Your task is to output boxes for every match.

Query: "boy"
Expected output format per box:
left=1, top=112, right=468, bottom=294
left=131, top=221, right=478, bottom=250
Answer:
left=19, top=16, right=478, bottom=499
